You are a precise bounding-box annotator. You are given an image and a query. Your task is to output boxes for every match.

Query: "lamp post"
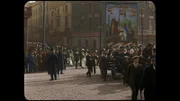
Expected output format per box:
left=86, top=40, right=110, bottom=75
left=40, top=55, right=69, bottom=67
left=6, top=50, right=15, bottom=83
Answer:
left=42, top=1, right=46, bottom=50
left=98, top=2, right=104, bottom=55
left=140, top=1, right=144, bottom=46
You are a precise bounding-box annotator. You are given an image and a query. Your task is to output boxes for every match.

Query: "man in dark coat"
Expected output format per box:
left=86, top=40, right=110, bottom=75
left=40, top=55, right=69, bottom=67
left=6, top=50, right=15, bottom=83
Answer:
left=140, top=56, right=156, bottom=100
left=99, top=51, right=109, bottom=81
left=63, top=48, right=67, bottom=70
left=127, top=56, right=143, bottom=100
left=47, top=48, right=58, bottom=81
left=122, top=56, right=130, bottom=85
left=74, top=48, right=79, bottom=69
left=57, top=48, right=64, bottom=75
left=86, top=51, right=95, bottom=77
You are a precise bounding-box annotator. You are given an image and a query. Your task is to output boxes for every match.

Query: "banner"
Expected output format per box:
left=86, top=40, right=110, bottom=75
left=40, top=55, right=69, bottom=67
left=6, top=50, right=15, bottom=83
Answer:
left=105, top=3, right=138, bottom=43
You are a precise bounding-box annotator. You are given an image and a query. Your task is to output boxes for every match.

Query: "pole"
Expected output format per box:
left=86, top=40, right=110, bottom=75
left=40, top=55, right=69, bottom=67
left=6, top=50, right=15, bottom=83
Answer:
left=141, top=2, right=143, bottom=45
left=42, top=1, right=46, bottom=50
left=99, top=3, right=102, bottom=55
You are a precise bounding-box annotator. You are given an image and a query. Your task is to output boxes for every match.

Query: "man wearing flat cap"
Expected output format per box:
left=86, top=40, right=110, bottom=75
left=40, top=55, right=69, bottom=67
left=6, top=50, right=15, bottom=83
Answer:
left=127, top=56, right=143, bottom=100
left=47, top=48, right=58, bottom=80
left=140, top=56, right=156, bottom=100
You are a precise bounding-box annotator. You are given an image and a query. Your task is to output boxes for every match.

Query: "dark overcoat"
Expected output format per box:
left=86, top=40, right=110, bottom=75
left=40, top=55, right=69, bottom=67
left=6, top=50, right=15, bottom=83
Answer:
left=140, top=64, right=156, bottom=100
left=47, top=53, right=58, bottom=74
left=127, top=63, right=143, bottom=87
left=57, top=52, right=64, bottom=69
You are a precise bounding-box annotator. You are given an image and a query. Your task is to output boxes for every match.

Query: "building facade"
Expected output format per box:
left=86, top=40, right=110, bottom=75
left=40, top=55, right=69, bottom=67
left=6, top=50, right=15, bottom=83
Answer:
left=71, top=1, right=105, bottom=50
left=137, top=1, right=156, bottom=45
left=27, top=1, right=72, bottom=47
left=24, top=3, right=32, bottom=52
left=71, top=1, right=156, bottom=49
left=26, top=1, right=156, bottom=49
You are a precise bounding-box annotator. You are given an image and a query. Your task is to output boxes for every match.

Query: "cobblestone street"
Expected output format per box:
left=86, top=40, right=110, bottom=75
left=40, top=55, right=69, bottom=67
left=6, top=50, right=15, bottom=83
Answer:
left=24, top=67, right=132, bottom=100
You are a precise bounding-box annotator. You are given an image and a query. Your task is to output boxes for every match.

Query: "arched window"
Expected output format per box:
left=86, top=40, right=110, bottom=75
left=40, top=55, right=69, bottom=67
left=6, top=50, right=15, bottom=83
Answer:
left=93, top=39, right=96, bottom=49
left=85, top=40, right=88, bottom=47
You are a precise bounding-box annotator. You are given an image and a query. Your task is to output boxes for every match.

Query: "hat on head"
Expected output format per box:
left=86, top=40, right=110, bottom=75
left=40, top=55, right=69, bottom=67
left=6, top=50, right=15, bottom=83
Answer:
left=131, top=56, right=140, bottom=60
left=124, top=56, right=129, bottom=59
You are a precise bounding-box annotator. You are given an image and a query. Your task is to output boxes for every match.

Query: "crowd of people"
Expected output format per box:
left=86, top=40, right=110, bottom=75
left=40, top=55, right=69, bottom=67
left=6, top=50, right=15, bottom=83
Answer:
left=24, top=42, right=156, bottom=100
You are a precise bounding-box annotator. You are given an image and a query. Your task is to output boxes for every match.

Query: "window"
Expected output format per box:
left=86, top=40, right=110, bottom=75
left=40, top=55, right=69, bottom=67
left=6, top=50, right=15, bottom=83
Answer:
left=94, top=17, right=99, bottom=30
left=93, top=39, right=96, bottom=48
left=36, top=8, right=38, bottom=16
left=40, top=5, right=42, bottom=14
left=39, top=7, right=40, bottom=15
left=65, top=5, right=68, bottom=12
left=65, top=16, right=68, bottom=29
left=89, top=18, right=92, bottom=30
left=149, top=20, right=152, bottom=31
left=57, top=16, right=60, bottom=27
left=51, top=19, right=53, bottom=29
left=89, top=3, right=92, bottom=13
left=46, top=3, right=48, bottom=11
left=140, top=14, right=144, bottom=17
left=51, top=11, right=53, bottom=17
left=57, top=8, right=59, bottom=15
left=80, top=16, right=85, bottom=29
left=79, top=39, right=81, bottom=46
left=85, top=40, right=88, bottom=47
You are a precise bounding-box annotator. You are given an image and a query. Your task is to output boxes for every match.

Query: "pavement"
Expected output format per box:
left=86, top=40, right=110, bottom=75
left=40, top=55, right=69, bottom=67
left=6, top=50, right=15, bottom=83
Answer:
left=24, top=66, right=137, bottom=100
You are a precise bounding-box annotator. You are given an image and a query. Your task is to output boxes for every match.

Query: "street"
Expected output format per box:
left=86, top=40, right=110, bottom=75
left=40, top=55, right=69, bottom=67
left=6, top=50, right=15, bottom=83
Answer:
left=24, top=67, right=132, bottom=100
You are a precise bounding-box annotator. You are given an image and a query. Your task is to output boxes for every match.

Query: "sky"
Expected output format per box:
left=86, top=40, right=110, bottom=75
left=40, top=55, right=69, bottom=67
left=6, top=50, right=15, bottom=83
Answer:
left=105, top=3, right=137, bottom=24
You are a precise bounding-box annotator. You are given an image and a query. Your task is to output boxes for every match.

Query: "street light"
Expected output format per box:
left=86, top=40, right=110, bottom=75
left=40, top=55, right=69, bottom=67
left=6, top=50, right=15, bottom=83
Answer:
left=140, top=1, right=144, bottom=45
left=98, top=2, right=104, bottom=55
left=42, top=1, right=46, bottom=50
left=98, top=24, right=103, bottom=54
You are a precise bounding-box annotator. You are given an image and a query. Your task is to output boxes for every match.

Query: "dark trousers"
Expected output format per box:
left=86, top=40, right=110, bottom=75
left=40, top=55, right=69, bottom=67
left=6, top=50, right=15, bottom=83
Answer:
left=75, top=61, right=78, bottom=69
left=80, top=58, right=82, bottom=66
left=92, top=66, right=96, bottom=74
left=86, top=66, right=92, bottom=77
left=50, top=73, right=57, bottom=80
left=102, top=68, right=107, bottom=80
left=130, top=85, right=139, bottom=100
left=123, top=72, right=128, bottom=85
left=99, top=65, right=103, bottom=78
